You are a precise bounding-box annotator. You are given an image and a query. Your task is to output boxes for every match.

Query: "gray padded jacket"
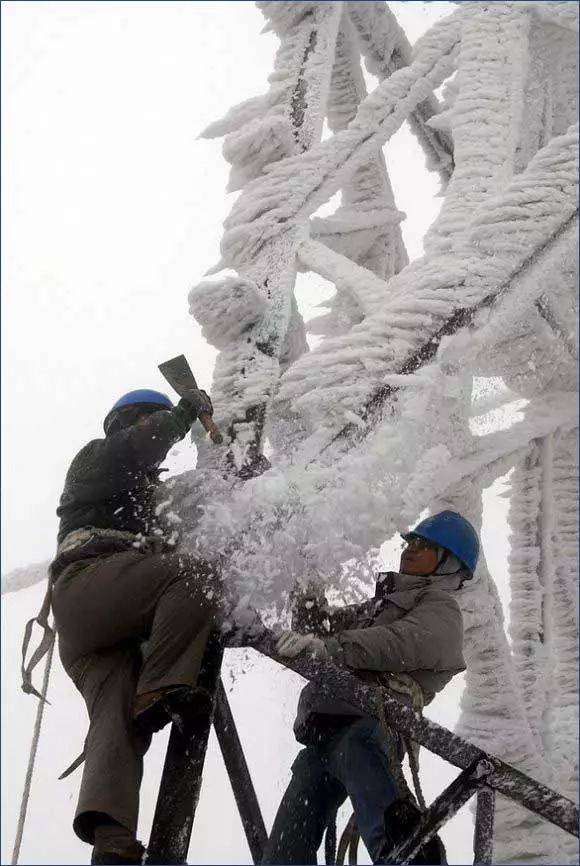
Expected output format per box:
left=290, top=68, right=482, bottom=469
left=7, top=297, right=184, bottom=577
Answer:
left=293, top=571, right=466, bottom=744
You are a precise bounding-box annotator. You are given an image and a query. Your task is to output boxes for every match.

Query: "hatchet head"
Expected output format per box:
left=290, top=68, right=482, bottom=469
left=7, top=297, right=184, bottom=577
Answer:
left=159, top=355, right=223, bottom=445
left=158, top=354, right=199, bottom=395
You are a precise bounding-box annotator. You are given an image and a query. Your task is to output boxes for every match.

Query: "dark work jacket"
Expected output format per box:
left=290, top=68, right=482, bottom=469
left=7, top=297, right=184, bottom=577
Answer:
left=52, top=409, right=189, bottom=576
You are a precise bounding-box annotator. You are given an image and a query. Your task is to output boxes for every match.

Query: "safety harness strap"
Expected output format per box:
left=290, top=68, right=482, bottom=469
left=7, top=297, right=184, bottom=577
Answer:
left=331, top=677, right=426, bottom=865
left=21, top=579, right=55, bottom=703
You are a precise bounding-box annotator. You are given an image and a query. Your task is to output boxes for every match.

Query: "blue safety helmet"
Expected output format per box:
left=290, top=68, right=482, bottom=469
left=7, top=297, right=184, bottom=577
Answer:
left=402, top=510, right=480, bottom=575
left=104, top=389, right=173, bottom=434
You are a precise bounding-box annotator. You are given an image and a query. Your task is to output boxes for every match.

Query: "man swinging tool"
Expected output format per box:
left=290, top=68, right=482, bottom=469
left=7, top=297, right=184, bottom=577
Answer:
left=263, top=510, right=480, bottom=866
left=50, top=385, right=224, bottom=865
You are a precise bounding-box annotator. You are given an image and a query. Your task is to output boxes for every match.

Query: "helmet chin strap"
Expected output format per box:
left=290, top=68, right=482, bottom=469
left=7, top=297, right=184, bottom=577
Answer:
left=427, top=548, right=464, bottom=577
left=423, top=547, right=446, bottom=577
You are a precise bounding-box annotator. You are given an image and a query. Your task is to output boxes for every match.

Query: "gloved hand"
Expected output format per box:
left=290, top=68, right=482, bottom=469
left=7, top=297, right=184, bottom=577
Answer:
left=174, top=388, right=214, bottom=430
left=276, top=630, right=328, bottom=660
left=181, top=388, right=213, bottom=417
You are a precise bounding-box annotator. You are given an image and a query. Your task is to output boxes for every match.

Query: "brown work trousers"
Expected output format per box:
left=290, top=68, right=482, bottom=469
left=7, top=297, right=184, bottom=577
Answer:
left=52, top=549, right=222, bottom=844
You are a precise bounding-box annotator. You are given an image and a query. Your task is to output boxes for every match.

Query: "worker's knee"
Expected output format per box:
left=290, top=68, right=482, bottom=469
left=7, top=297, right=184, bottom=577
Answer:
left=333, top=717, right=399, bottom=775
left=163, top=552, right=224, bottom=609
left=290, top=745, right=327, bottom=788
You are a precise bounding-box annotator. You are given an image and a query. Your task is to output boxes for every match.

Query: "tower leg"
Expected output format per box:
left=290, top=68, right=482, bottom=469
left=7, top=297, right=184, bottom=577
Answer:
left=146, top=633, right=224, bottom=865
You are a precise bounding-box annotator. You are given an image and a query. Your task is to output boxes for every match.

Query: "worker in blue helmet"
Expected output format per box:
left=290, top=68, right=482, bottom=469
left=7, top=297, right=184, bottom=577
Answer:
left=47, top=383, right=225, bottom=864
left=400, top=510, right=480, bottom=581
left=263, top=511, right=479, bottom=866
left=102, top=388, right=175, bottom=435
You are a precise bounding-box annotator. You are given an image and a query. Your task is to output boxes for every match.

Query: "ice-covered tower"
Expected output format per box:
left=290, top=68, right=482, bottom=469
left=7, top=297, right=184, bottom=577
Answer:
left=182, top=3, right=578, bottom=862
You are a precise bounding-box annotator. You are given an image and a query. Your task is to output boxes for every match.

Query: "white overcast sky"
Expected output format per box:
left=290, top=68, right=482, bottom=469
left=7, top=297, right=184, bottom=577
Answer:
left=2, top=1, right=455, bottom=573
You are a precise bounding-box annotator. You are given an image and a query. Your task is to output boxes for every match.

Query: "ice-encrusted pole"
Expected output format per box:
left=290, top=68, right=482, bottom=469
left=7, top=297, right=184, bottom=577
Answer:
left=421, top=356, right=564, bottom=864
left=192, top=1, right=343, bottom=479
left=549, top=428, right=579, bottom=863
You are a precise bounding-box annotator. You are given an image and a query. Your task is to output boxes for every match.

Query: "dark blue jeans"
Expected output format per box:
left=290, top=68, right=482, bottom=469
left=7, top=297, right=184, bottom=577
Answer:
left=262, top=717, right=400, bottom=864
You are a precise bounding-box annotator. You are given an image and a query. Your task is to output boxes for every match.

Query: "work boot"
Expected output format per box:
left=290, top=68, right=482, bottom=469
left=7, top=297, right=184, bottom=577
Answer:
left=133, top=685, right=212, bottom=738
left=91, top=847, right=144, bottom=865
left=380, top=799, right=447, bottom=865
left=91, top=824, right=145, bottom=864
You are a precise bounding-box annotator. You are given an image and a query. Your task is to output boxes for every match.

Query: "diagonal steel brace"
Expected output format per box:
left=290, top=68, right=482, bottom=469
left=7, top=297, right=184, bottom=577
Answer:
left=383, top=758, right=494, bottom=864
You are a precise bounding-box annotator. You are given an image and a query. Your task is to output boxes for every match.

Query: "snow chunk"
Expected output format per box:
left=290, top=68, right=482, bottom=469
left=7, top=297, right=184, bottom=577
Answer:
left=189, top=276, right=267, bottom=350
left=223, top=114, right=295, bottom=192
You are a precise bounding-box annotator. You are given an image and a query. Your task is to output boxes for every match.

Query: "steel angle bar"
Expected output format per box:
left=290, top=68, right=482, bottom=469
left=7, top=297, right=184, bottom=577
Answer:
left=384, top=759, right=493, bottom=864
left=214, top=679, right=268, bottom=864
left=473, top=787, right=495, bottom=865
left=147, top=634, right=224, bottom=865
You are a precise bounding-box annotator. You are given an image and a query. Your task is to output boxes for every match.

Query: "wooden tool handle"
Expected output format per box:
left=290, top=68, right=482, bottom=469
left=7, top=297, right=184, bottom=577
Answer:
left=199, top=412, right=223, bottom=445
